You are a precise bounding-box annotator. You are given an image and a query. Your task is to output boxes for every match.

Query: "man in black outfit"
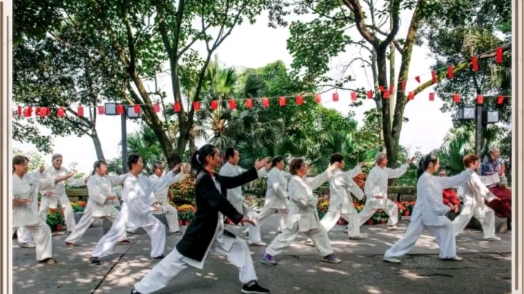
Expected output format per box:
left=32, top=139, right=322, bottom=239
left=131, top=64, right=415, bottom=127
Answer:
left=131, top=144, right=271, bottom=294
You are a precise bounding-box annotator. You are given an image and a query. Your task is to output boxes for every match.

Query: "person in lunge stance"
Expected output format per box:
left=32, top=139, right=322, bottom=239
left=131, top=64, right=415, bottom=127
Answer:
left=65, top=160, right=131, bottom=246
left=383, top=153, right=477, bottom=264
left=261, top=157, right=342, bottom=265
left=12, top=155, right=75, bottom=265
left=130, top=144, right=271, bottom=294
left=89, top=155, right=183, bottom=264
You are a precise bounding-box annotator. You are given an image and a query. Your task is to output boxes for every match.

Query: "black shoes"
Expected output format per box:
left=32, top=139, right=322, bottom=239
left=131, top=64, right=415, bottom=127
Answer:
left=130, top=289, right=141, bottom=294
left=90, top=257, right=100, bottom=264
left=152, top=254, right=165, bottom=260
left=241, top=282, right=270, bottom=293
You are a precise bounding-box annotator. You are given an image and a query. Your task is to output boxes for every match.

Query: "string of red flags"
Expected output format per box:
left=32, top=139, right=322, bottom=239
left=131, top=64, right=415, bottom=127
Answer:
left=13, top=43, right=511, bottom=118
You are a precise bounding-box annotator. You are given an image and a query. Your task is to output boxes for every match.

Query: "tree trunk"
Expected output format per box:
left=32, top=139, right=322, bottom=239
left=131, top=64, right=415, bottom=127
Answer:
left=377, top=50, right=394, bottom=163
left=89, top=131, right=105, bottom=161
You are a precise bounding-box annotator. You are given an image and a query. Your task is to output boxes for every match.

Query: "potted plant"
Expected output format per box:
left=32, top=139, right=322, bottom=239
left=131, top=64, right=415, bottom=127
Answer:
left=177, top=204, right=195, bottom=226
left=46, top=208, right=65, bottom=231
left=169, top=175, right=196, bottom=206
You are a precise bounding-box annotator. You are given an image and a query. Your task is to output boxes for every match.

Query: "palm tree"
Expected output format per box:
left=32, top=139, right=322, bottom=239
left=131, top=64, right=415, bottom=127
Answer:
left=437, top=126, right=476, bottom=175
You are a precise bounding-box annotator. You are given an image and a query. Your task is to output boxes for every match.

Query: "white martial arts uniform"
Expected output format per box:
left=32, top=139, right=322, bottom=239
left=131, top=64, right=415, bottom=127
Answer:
left=256, top=167, right=291, bottom=231
left=320, top=166, right=365, bottom=238
left=13, top=171, right=56, bottom=261
left=39, top=166, right=87, bottom=232
left=384, top=169, right=474, bottom=260
left=265, top=170, right=335, bottom=257
left=17, top=189, right=40, bottom=246
left=65, top=173, right=129, bottom=244
left=219, top=162, right=267, bottom=245
left=134, top=176, right=257, bottom=294
left=149, top=172, right=186, bottom=233
left=91, top=171, right=176, bottom=259
left=358, top=164, right=409, bottom=227
left=453, top=173, right=500, bottom=239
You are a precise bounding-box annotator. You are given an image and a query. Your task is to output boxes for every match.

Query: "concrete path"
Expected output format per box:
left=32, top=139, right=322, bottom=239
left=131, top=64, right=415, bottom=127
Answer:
left=13, top=215, right=511, bottom=294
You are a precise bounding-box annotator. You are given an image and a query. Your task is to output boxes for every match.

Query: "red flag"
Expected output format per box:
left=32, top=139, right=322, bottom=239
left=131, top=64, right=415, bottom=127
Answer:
left=401, top=80, right=406, bottom=91
left=332, top=93, right=339, bottom=102
left=495, top=47, right=503, bottom=63
left=407, top=92, right=414, bottom=100
left=378, top=86, right=385, bottom=92
left=78, top=106, right=84, bottom=116
left=415, top=76, right=420, bottom=83
left=228, top=99, right=236, bottom=109
left=116, top=104, right=124, bottom=114
left=429, top=92, right=435, bottom=101
left=350, top=92, right=357, bottom=101
left=431, top=70, right=437, bottom=84
left=57, top=107, right=65, bottom=117
left=367, top=90, right=373, bottom=99
left=477, top=94, right=484, bottom=104
left=17, top=106, right=22, bottom=116
left=134, top=104, right=141, bottom=113
left=279, top=96, right=286, bottom=106
left=35, top=107, right=41, bottom=116
left=314, top=94, right=321, bottom=103
left=453, top=93, right=460, bottom=103
left=295, top=95, right=303, bottom=105
left=261, top=97, right=269, bottom=108
left=497, top=95, right=505, bottom=105
left=471, top=57, right=479, bottom=71
left=383, top=91, right=389, bottom=99
left=193, top=101, right=200, bottom=111
left=210, top=100, right=218, bottom=110
left=174, top=102, right=181, bottom=112
left=245, top=99, right=253, bottom=108
left=153, top=103, right=160, bottom=112
left=98, top=106, right=105, bottom=114
left=447, top=65, right=454, bottom=79
left=24, top=107, right=32, bottom=117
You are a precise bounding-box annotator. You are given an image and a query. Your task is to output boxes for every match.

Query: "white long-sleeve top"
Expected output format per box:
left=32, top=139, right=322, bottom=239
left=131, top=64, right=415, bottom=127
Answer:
left=149, top=172, right=186, bottom=205
left=12, top=171, right=56, bottom=228
left=86, top=173, right=129, bottom=217
left=458, top=173, right=500, bottom=219
left=412, top=169, right=474, bottom=226
left=120, top=171, right=175, bottom=228
left=218, top=162, right=267, bottom=212
left=40, top=166, right=86, bottom=197
left=264, top=167, right=289, bottom=209
left=364, top=164, right=409, bottom=209
left=286, top=169, right=333, bottom=232
left=329, top=166, right=364, bottom=213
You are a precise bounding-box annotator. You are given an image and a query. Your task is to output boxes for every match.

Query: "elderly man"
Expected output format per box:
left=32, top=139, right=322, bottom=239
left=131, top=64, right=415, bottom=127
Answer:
left=358, top=153, right=413, bottom=230
left=481, top=149, right=512, bottom=231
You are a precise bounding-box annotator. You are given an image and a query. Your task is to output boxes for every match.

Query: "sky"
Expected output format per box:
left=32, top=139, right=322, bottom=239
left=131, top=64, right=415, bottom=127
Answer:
left=13, top=10, right=454, bottom=173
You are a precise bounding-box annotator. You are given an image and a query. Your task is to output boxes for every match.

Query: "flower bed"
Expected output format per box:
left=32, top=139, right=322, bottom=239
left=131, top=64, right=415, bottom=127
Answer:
left=177, top=204, right=195, bottom=226
left=46, top=208, right=65, bottom=231
left=71, top=200, right=87, bottom=213
left=169, top=174, right=196, bottom=206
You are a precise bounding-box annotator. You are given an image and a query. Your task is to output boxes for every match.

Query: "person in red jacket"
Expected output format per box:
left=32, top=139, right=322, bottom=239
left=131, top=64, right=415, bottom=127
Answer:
left=439, top=169, right=461, bottom=220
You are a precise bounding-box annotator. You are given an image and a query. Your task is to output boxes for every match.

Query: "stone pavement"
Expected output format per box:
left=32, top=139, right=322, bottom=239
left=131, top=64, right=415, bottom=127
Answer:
left=13, top=215, right=511, bottom=294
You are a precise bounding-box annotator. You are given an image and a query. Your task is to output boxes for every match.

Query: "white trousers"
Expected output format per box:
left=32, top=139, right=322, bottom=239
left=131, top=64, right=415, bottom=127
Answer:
left=452, top=203, right=496, bottom=238
left=65, top=205, right=128, bottom=244
left=91, top=212, right=165, bottom=258
left=384, top=217, right=456, bottom=259
left=152, top=203, right=180, bottom=232
left=39, top=193, right=76, bottom=232
left=321, top=205, right=361, bottom=237
left=257, top=202, right=288, bottom=232
left=266, top=222, right=334, bottom=257
left=134, top=236, right=258, bottom=293
left=14, top=219, right=53, bottom=261
left=17, top=227, right=34, bottom=244
left=358, top=198, right=399, bottom=226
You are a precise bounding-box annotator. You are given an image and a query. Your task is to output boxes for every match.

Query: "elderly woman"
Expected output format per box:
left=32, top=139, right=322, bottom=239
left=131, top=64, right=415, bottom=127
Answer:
left=261, top=158, right=341, bottom=265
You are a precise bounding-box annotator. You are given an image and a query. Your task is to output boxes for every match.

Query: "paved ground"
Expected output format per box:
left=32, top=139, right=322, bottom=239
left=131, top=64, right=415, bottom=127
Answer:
left=13, top=215, right=511, bottom=294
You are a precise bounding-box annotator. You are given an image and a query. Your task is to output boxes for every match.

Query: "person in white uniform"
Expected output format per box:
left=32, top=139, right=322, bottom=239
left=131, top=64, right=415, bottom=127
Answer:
left=256, top=156, right=292, bottom=233
left=130, top=144, right=271, bottom=294
left=452, top=154, right=503, bottom=241
left=149, top=159, right=186, bottom=235
left=383, top=153, right=478, bottom=264
left=65, top=160, right=131, bottom=246
left=219, top=148, right=268, bottom=246
left=89, top=154, right=182, bottom=264
left=316, top=153, right=366, bottom=241
left=358, top=153, right=413, bottom=230
left=16, top=190, right=44, bottom=248
left=39, top=154, right=89, bottom=233
left=261, top=158, right=342, bottom=265
left=12, top=155, right=75, bottom=264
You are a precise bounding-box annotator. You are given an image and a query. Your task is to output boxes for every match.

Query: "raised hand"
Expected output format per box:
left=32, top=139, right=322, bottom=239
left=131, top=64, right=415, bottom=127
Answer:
left=407, top=157, right=415, bottom=165
left=240, top=217, right=256, bottom=226
left=67, top=171, right=76, bottom=179
left=172, top=163, right=182, bottom=172
left=358, top=161, right=366, bottom=167
left=182, top=163, right=191, bottom=173
left=254, top=157, right=270, bottom=170
left=39, top=164, right=45, bottom=173
left=264, top=162, right=272, bottom=170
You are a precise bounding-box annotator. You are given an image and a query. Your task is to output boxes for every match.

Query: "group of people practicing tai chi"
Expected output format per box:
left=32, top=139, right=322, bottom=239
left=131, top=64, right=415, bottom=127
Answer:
left=11, top=144, right=509, bottom=294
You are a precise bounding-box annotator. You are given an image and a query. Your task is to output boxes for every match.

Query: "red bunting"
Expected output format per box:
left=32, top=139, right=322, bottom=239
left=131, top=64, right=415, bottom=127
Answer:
left=57, top=107, right=65, bottom=117
left=367, top=91, right=373, bottom=99
left=246, top=98, right=253, bottom=108
left=17, top=106, right=22, bottom=116
left=431, top=70, right=437, bottom=84
left=193, top=101, right=200, bottom=111
left=453, top=93, right=460, bottom=103
left=134, top=104, right=141, bottom=113
left=279, top=96, right=286, bottom=106
left=429, top=93, right=435, bottom=101
left=383, top=91, right=389, bottom=99
left=261, top=97, right=269, bottom=108
left=497, top=95, right=505, bottom=105
left=228, top=99, right=236, bottom=109
left=78, top=106, right=84, bottom=116
left=351, top=92, right=357, bottom=101
left=332, top=93, right=339, bottom=102
left=415, top=76, right=420, bottom=83
left=447, top=65, right=454, bottom=79
left=471, top=57, right=479, bottom=71
left=98, top=106, right=105, bottom=114
left=116, top=104, right=124, bottom=115
left=153, top=103, right=160, bottom=112
left=35, top=107, right=40, bottom=116
left=379, top=86, right=385, bottom=92
left=38, top=107, right=45, bottom=117
left=401, top=80, right=406, bottom=91
left=24, top=107, right=32, bottom=117
left=477, top=94, right=484, bottom=104
left=407, top=92, right=414, bottom=100
left=210, top=100, right=218, bottom=110
left=389, top=84, right=394, bottom=94
left=496, top=47, right=503, bottom=64
left=314, top=94, right=321, bottom=103
left=295, top=95, right=303, bottom=105
left=174, top=102, right=181, bottom=112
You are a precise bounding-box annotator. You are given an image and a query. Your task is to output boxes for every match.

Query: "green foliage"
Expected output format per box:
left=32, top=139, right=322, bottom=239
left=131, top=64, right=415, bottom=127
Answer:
left=12, top=148, right=46, bottom=171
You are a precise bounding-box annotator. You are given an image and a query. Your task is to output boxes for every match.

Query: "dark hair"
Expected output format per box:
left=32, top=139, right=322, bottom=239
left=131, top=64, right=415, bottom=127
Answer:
left=13, top=155, right=29, bottom=173
left=289, top=158, right=305, bottom=175
left=167, top=153, right=182, bottom=169
left=191, top=144, right=218, bottom=177
left=271, top=156, right=284, bottom=167
left=127, top=154, right=141, bottom=171
left=92, top=159, right=107, bottom=175
left=224, top=147, right=236, bottom=161
left=417, top=153, right=439, bottom=180
left=153, top=161, right=164, bottom=171
left=329, top=153, right=344, bottom=164
left=462, top=154, right=479, bottom=167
